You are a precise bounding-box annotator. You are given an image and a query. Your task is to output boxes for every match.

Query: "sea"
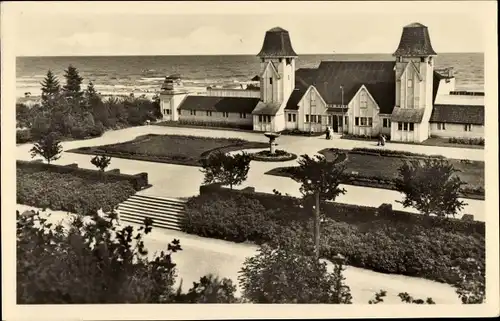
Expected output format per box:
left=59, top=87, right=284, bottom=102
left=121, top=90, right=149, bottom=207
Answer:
left=16, top=53, right=484, bottom=99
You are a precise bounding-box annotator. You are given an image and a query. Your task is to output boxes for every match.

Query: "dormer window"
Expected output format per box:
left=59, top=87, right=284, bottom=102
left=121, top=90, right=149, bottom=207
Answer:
left=408, top=79, right=413, bottom=88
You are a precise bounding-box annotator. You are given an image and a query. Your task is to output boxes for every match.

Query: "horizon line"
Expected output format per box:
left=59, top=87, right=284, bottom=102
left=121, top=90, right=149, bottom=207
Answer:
left=17, top=51, right=485, bottom=58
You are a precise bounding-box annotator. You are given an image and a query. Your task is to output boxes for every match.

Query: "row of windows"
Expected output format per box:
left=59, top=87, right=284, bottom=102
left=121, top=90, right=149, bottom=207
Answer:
left=183, top=110, right=247, bottom=118
left=305, top=114, right=322, bottom=124
left=397, top=122, right=415, bottom=132
left=287, top=113, right=297, bottom=122
left=437, top=122, right=474, bottom=132
left=258, top=115, right=272, bottom=123
left=354, top=117, right=373, bottom=127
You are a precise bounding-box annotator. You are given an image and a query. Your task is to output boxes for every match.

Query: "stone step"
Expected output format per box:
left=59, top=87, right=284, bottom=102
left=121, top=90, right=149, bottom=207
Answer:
left=119, top=213, right=182, bottom=231
left=119, top=201, right=185, bottom=215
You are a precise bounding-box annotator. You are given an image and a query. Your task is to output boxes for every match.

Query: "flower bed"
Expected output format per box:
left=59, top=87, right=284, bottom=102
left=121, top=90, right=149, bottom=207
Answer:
left=183, top=189, right=485, bottom=285
left=17, top=167, right=136, bottom=214
left=251, top=149, right=298, bottom=162
left=68, top=134, right=268, bottom=167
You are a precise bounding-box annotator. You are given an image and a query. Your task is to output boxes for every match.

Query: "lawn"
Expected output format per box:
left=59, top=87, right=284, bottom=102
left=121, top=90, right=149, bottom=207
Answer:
left=68, top=134, right=269, bottom=167
left=267, top=148, right=485, bottom=200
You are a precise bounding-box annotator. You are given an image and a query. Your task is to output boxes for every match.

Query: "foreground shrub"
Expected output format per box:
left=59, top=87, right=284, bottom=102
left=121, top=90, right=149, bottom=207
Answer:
left=16, top=129, right=32, bottom=144
left=448, top=137, right=485, bottom=146
left=17, top=169, right=136, bottom=214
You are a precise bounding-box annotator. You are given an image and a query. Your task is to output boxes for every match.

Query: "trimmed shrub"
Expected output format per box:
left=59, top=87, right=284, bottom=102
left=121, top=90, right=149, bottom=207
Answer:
left=185, top=186, right=485, bottom=285
left=448, top=137, right=485, bottom=146
left=350, top=148, right=445, bottom=159
left=17, top=168, right=136, bottom=214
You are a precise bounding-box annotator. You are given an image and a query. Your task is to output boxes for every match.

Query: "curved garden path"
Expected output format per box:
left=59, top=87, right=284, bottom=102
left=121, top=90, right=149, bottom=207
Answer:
left=16, top=125, right=486, bottom=221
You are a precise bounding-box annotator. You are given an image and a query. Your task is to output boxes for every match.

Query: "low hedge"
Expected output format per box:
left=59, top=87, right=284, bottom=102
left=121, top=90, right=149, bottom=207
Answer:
left=184, top=191, right=485, bottom=285
left=349, top=148, right=446, bottom=159
left=280, top=129, right=325, bottom=137
left=448, top=137, right=485, bottom=146
left=17, top=160, right=149, bottom=191
left=17, top=168, right=136, bottom=214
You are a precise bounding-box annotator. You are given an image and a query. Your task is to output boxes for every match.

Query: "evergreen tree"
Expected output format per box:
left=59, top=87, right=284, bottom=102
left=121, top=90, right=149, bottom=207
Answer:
left=40, top=70, right=61, bottom=109
left=63, top=65, right=84, bottom=104
left=30, top=132, right=63, bottom=164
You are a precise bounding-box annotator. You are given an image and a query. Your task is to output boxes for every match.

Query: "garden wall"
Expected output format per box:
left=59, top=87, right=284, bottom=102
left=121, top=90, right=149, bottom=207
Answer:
left=17, top=160, right=149, bottom=191
left=199, top=183, right=485, bottom=235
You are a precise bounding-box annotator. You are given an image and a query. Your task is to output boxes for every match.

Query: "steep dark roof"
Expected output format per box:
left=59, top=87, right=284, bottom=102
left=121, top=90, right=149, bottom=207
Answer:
left=257, top=27, right=298, bottom=58
left=430, top=104, right=484, bottom=125
left=313, top=61, right=396, bottom=114
left=391, top=107, right=425, bottom=123
left=178, top=96, right=260, bottom=114
left=285, top=68, right=317, bottom=110
left=393, top=22, right=437, bottom=57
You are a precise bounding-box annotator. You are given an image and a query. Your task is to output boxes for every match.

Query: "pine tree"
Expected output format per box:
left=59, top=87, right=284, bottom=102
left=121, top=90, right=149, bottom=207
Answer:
left=63, top=65, right=84, bottom=104
left=40, top=70, right=61, bottom=107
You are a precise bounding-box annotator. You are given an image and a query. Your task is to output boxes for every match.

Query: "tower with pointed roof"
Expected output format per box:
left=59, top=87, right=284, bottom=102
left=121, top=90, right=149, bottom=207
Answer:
left=257, top=27, right=297, bottom=106
left=392, top=22, right=437, bottom=141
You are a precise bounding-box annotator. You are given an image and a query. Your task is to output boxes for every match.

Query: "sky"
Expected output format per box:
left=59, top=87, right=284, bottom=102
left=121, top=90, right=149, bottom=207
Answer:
left=7, top=1, right=493, bottom=56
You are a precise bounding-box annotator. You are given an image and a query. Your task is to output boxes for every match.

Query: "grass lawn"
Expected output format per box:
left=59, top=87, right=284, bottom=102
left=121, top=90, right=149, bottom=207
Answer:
left=68, top=134, right=269, bottom=167
left=267, top=148, right=484, bottom=200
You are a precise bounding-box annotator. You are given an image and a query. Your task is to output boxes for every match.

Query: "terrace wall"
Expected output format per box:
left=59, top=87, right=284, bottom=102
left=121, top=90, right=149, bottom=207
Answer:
left=17, top=160, right=149, bottom=191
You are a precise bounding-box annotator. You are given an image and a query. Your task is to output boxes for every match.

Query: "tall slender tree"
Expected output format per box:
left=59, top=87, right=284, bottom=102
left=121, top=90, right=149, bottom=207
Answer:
left=290, top=153, right=347, bottom=259
left=40, top=70, right=61, bottom=109
left=63, top=65, right=84, bottom=105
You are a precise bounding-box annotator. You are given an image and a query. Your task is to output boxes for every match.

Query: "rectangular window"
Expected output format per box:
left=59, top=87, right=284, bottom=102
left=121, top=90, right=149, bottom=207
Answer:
left=259, top=115, right=263, bottom=122
left=292, top=114, right=296, bottom=122
left=355, top=117, right=359, bottom=126
left=464, top=124, right=472, bottom=132
left=269, top=78, right=273, bottom=85
left=190, top=110, right=196, bottom=116
left=360, top=117, right=367, bottom=126
left=403, top=122, right=408, bottom=131
left=288, top=114, right=292, bottom=122
left=206, top=111, right=212, bottom=117
left=311, top=115, right=317, bottom=123
left=311, top=92, right=316, bottom=101
left=305, top=115, right=310, bottom=123
left=368, top=117, right=373, bottom=127
left=398, top=122, right=402, bottom=131
left=409, top=123, right=414, bottom=131
left=267, top=116, right=271, bottom=123
left=240, top=113, right=246, bottom=118
left=164, top=109, right=171, bottom=115
left=383, top=118, right=391, bottom=128
left=344, top=116, right=348, bottom=126
left=438, top=122, right=446, bottom=130
left=408, top=79, right=413, bottom=88
left=317, top=115, right=321, bottom=124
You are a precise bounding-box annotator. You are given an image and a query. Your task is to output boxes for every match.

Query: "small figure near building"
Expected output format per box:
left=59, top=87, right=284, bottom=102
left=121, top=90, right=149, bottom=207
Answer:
left=325, top=126, right=331, bottom=140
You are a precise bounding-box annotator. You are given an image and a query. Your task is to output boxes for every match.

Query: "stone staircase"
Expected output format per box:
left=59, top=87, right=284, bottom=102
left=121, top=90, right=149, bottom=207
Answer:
left=116, top=194, right=187, bottom=231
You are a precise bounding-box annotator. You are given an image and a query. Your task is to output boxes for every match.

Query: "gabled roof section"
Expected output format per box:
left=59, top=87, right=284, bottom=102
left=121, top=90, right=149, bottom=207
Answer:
left=313, top=61, right=396, bottom=114
left=351, top=85, right=380, bottom=110
left=285, top=68, right=318, bottom=110
left=260, top=60, right=281, bottom=79
left=430, top=104, right=484, bottom=125
left=178, top=96, right=260, bottom=114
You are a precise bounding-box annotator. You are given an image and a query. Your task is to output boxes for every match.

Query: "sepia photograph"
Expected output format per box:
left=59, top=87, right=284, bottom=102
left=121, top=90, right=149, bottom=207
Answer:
left=1, top=1, right=498, bottom=319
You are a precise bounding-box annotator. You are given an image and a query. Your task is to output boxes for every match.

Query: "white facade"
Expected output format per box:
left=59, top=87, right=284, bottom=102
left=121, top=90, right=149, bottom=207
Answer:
left=179, top=110, right=253, bottom=127
left=206, top=88, right=260, bottom=98
left=345, top=86, right=381, bottom=137
left=160, top=92, right=188, bottom=121
left=430, top=122, right=484, bottom=139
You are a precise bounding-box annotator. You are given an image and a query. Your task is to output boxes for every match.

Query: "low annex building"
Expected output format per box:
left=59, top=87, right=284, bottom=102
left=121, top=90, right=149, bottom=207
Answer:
left=159, top=23, right=484, bottom=143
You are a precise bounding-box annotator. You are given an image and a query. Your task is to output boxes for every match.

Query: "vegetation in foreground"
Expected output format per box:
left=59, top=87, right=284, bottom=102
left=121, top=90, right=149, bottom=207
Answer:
left=17, top=209, right=484, bottom=304
left=68, top=134, right=268, bottom=167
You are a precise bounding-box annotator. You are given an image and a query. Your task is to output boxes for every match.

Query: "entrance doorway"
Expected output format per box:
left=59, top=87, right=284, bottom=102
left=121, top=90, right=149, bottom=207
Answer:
left=332, top=116, right=339, bottom=133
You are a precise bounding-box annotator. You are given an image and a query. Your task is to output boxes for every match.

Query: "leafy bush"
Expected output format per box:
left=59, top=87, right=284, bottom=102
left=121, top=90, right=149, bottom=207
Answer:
left=280, top=129, right=324, bottom=137
left=183, top=192, right=485, bottom=285
left=16, top=129, right=32, bottom=144
left=17, top=168, right=136, bottom=214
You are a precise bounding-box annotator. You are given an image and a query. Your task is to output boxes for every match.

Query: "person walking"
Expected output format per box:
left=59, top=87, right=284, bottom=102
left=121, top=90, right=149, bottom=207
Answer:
left=325, top=127, right=331, bottom=140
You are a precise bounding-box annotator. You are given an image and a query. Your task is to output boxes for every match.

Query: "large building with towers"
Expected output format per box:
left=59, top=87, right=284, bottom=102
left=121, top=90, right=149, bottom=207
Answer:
left=159, top=23, right=484, bottom=143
